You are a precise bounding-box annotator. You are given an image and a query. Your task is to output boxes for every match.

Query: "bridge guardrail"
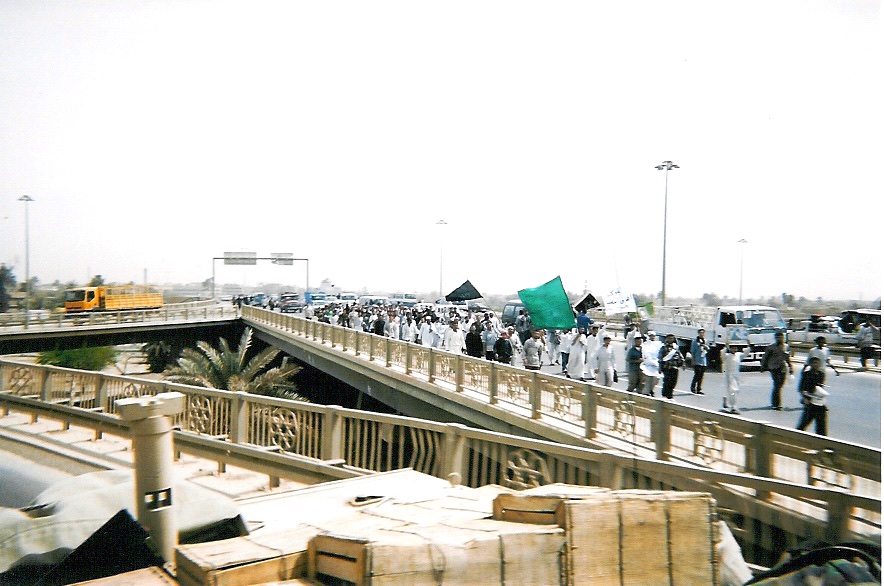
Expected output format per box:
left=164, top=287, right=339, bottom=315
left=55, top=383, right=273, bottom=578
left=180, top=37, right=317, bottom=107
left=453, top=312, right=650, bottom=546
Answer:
left=0, top=302, right=238, bottom=331
left=0, top=357, right=879, bottom=566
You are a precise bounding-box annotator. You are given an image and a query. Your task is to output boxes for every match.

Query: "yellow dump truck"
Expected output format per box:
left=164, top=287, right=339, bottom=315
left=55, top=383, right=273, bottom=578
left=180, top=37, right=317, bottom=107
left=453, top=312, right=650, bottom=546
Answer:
left=64, top=285, right=164, bottom=312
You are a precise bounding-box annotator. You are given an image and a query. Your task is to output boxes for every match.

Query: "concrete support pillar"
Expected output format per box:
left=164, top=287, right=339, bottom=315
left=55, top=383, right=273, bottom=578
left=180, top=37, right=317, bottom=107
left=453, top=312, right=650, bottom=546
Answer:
left=116, top=392, right=185, bottom=571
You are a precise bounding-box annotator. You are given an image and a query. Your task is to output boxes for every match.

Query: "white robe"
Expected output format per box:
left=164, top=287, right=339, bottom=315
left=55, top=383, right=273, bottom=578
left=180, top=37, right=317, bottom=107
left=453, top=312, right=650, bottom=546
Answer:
left=567, top=334, right=587, bottom=379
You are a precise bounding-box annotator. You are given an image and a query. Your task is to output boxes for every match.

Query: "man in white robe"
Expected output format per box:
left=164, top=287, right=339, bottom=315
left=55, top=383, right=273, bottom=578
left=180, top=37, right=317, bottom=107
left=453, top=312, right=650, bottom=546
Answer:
left=640, top=331, right=663, bottom=396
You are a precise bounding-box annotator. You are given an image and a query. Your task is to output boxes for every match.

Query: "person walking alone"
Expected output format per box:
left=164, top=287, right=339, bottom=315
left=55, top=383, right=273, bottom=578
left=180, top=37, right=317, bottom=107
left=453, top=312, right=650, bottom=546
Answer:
left=689, top=329, right=709, bottom=395
left=721, top=343, right=742, bottom=414
left=856, top=320, right=879, bottom=370
left=760, top=332, right=793, bottom=410
left=796, top=356, right=829, bottom=435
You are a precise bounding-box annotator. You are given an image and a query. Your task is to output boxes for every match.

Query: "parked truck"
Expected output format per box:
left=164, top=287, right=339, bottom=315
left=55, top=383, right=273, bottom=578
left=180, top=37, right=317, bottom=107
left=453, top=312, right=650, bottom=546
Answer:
left=64, top=285, right=164, bottom=312
left=647, top=305, right=788, bottom=369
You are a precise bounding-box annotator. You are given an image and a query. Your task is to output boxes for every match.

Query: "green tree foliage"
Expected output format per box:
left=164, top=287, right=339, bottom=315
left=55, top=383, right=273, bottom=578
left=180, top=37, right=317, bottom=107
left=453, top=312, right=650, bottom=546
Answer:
left=0, top=264, right=15, bottom=313
left=164, top=327, right=306, bottom=400
left=88, top=275, right=105, bottom=287
left=37, top=346, right=118, bottom=371
left=141, top=340, right=181, bottom=373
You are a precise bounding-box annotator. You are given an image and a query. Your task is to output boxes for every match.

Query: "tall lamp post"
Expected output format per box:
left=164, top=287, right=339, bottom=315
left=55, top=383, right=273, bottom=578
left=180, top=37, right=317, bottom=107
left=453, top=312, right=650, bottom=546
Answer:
left=654, top=161, right=679, bottom=306
left=436, top=219, right=447, bottom=299
left=18, top=195, right=34, bottom=330
left=738, top=238, right=748, bottom=304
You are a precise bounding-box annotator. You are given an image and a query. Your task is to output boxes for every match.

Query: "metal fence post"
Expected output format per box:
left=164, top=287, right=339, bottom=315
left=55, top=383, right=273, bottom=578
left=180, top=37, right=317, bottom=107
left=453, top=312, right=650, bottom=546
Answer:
left=385, top=338, right=392, bottom=368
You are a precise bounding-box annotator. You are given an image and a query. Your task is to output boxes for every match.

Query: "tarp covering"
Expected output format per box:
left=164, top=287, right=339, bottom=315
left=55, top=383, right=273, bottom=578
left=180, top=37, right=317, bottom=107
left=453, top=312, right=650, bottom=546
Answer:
left=445, top=280, right=483, bottom=302
left=0, top=470, right=244, bottom=576
left=517, top=276, right=577, bottom=330
left=574, top=292, right=601, bottom=313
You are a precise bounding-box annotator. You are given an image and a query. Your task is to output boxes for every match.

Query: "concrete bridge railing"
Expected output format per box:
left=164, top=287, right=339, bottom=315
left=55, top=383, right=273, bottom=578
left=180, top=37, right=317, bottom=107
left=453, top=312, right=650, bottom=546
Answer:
left=0, top=357, right=879, bottom=567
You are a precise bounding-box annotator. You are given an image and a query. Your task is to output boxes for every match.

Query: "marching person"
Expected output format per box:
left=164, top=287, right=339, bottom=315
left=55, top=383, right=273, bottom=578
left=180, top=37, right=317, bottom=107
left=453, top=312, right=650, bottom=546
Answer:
left=659, top=333, right=685, bottom=400
left=494, top=330, right=514, bottom=364
left=856, top=320, right=879, bottom=370
left=591, top=335, right=617, bottom=386
left=760, top=332, right=793, bottom=410
left=796, top=356, right=829, bottom=436
left=625, top=334, right=645, bottom=392
left=522, top=329, right=544, bottom=371
left=567, top=327, right=587, bottom=381
left=806, top=335, right=839, bottom=377
left=641, top=331, right=663, bottom=396
left=721, top=343, right=742, bottom=414
left=689, top=328, right=709, bottom=395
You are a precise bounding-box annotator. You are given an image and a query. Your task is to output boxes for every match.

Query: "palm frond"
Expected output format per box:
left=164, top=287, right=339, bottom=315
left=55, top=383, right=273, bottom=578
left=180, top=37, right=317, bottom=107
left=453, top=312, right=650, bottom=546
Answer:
left=240, top=347, right=282, bottom=382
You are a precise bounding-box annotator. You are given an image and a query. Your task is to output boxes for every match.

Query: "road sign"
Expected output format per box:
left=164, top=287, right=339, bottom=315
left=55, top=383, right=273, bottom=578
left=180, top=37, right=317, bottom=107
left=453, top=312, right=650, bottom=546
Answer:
left=223, top=252, right=257, bottom=265
left=271, top=252, right=294, bottom=265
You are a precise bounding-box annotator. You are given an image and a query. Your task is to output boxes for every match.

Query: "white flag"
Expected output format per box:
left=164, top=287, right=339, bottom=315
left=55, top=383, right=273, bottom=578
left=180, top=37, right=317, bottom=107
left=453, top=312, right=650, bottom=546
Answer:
left=604, top=288, right=637, bottom=316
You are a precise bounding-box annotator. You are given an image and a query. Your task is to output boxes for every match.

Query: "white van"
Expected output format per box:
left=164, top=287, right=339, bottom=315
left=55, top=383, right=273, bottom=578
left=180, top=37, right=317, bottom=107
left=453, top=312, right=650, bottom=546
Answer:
left=357, top=295, right=389, bottom=306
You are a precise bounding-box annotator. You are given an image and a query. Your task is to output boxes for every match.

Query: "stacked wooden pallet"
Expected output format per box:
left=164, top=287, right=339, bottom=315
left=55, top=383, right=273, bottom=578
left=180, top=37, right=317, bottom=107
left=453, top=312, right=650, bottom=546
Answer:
left=173, top=473, right=722, bottom=586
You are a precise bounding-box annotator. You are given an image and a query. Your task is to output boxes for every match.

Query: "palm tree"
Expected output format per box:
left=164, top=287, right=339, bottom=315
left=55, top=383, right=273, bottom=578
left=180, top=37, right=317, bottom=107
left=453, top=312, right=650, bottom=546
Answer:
left=164, top=327, right=306, bottom=400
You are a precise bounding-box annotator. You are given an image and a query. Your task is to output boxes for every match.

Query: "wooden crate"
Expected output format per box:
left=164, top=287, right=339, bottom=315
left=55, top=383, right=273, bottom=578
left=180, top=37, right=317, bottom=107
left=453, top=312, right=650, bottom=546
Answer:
left=308, top=520, right=566, bottom=586
left=557, top=490, right=717, bottom=586
left=493, top=485, right=610, bottom=524
left=176, top=524, right=318, bottom=586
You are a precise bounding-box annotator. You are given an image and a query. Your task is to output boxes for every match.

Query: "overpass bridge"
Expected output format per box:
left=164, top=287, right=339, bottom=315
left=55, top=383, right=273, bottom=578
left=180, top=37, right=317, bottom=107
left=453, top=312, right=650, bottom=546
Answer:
left=0, top=304, right=880, bottom=566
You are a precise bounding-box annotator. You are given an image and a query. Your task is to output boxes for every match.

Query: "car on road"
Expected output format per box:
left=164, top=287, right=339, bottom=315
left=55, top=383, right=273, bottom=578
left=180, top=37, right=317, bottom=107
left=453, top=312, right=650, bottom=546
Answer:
left=279, top=292, right=304, bottom=313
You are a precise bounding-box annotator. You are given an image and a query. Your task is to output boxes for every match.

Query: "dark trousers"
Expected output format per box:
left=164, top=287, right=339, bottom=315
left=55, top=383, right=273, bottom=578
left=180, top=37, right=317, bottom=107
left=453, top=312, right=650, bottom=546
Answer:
left=661, top=368, right=679, bottom=399
left=690, top=365, right=706, bottom=392
left=626, top=369, right=644, bottom=392
left=560, top=353, right=569, bottom=372
left=769, top=369, right=787, bottom=408
left=485, top=351, right=496, bottom=361
left=797, top=405, right=828, bottom=435
left=860, top=346, right=875, bottom=367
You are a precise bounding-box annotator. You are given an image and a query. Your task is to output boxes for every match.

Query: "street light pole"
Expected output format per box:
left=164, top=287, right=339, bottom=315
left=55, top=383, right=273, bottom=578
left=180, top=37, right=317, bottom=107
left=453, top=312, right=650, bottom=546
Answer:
left=18, top=195, right=34, bottom=329
left=436, top=219, right=447, bottom=299
left=654, top=161, right=679, bottom=306
left=738, top=238, right=748, bottom=304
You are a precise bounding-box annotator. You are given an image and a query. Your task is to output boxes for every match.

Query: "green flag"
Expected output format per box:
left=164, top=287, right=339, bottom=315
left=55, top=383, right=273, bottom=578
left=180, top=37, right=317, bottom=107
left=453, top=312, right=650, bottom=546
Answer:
left=517, top=276, right=576, bottom=330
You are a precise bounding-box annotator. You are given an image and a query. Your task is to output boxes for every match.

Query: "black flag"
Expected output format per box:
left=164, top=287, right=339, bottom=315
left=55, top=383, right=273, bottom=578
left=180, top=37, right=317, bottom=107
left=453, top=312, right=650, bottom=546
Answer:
left=574, top=292, right=601, bottom=313
left=445, top=280, right=483, bottom=301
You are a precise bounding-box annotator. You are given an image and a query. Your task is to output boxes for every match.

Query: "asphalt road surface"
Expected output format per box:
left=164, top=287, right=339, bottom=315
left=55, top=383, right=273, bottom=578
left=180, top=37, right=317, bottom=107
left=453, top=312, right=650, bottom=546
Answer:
left=528, top=339, right=881, bottom=448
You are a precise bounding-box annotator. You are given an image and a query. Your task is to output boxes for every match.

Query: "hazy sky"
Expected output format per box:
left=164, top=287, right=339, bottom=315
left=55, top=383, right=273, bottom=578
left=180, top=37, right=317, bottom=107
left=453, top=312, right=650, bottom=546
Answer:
left=1, top=1, right=880, bottom=302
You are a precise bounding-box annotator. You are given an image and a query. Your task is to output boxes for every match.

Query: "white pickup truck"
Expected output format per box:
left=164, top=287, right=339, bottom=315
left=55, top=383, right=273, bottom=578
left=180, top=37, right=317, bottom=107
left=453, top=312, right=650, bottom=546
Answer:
left=647, top=305, right=788, bottom=369
left=787, top=315, right=859, bottom=345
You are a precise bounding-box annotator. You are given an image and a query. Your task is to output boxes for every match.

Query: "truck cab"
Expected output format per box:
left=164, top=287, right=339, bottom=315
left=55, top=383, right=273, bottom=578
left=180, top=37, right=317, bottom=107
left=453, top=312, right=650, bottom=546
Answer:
left=649, top=305, right=786, bottom=369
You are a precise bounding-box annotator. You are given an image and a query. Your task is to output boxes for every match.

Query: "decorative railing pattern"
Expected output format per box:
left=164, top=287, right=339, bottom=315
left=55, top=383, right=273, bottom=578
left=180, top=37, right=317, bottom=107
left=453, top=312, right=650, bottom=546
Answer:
left=243, top=307, right=881, bottom=497
left=0, top=358, right=880, bottom=566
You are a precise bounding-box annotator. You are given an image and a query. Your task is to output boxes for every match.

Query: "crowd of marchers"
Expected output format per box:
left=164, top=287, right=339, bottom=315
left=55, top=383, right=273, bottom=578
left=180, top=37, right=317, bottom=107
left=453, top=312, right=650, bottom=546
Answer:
left=287, top=301, right=699, bottom=400
left=257, top=299, right=865, bottom=437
